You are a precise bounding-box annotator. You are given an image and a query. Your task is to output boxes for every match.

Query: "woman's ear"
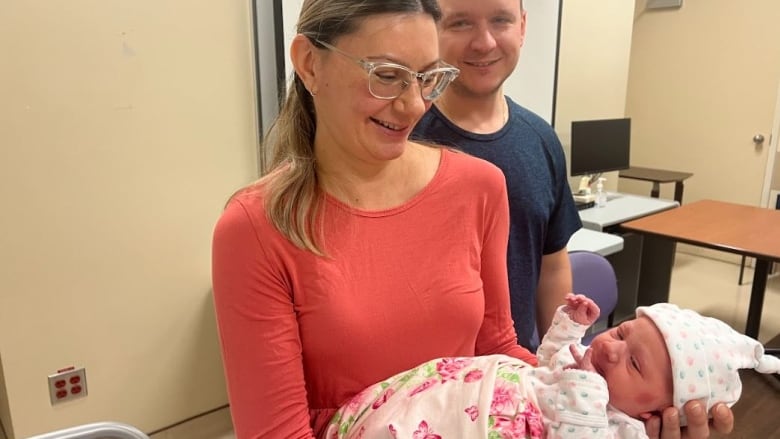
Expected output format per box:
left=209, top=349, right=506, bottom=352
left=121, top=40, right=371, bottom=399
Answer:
left=290, top=34, right=319, bottom=95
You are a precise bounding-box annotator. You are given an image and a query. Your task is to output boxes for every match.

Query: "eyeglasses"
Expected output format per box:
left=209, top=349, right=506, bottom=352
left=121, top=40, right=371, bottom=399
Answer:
left=315, top=39, right=459, bottom=101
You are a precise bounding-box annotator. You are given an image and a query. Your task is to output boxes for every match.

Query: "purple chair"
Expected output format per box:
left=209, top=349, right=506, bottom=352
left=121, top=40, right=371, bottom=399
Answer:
left=569, top=250, right=619, bottom=345
left=531, top=250, right=619, bottom=348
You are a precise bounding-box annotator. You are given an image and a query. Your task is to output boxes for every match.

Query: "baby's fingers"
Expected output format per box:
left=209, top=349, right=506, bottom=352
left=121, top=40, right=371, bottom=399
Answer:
left=569, top=344, right=582, bottom=364
left=580, top=348, right=593, bottom=368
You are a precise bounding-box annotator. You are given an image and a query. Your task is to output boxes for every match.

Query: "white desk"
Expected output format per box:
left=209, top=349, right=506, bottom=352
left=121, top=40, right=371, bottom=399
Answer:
left=578, top=192, right=679, bottom=231
left=567, top=228, right=624, bottom=256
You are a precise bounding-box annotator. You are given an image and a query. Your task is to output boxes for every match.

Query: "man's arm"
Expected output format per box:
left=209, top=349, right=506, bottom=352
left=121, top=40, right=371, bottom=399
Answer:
left=536, top=248, right=572, bottom=338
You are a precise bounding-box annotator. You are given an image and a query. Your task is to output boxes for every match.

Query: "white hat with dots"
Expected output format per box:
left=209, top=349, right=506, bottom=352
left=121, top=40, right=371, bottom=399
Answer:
left=636, top=303, right=780, bottom=424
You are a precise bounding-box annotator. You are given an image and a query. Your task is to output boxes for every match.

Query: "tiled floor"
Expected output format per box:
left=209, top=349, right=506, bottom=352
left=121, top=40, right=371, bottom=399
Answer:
left=3, top=252, right=777, bottom=439
left=668, top=252, right=780, bottom=345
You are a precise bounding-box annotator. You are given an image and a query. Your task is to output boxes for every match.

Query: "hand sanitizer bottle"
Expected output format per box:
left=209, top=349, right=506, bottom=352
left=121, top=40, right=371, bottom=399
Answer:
left=596, top=177, right=607, bottom=208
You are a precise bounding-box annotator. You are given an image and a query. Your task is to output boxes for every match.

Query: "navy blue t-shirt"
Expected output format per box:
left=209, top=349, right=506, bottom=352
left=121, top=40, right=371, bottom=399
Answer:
left=412, top=97, right=582, bottom=351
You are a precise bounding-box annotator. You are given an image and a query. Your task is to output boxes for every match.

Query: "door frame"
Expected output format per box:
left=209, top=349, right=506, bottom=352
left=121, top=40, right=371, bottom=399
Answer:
left=760, top=80, right=780, bottom=208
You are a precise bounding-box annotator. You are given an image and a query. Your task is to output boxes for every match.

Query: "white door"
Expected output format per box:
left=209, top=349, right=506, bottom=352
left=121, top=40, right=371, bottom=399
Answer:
left=623, top=0, right=780, bottom=209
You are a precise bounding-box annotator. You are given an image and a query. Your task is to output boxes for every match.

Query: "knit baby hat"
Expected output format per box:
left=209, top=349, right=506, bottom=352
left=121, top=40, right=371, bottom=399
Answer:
left=635, top=303, right=780, bottom=423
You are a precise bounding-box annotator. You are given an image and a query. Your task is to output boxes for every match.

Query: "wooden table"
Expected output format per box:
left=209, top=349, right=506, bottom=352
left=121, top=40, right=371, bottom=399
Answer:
left=621, top=199, right=780, bottom=339
left=619, top=166, right=693, bottom=204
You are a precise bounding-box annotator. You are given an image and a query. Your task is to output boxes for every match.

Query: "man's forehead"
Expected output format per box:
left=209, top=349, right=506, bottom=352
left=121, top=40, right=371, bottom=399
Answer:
left=439, top=1, right=521, bottom=18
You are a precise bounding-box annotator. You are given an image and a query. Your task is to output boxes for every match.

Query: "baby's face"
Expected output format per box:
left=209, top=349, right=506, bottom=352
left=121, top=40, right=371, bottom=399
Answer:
left=588, top=316, right=673, bottom=419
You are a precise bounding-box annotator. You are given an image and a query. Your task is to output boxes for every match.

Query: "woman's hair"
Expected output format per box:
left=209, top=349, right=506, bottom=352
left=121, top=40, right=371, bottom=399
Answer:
left=257, top=0, right=442, bottom=255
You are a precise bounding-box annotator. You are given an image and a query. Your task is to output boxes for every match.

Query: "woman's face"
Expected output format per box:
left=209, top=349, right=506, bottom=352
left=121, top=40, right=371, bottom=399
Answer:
left=310, top=13, right=440, bottom=167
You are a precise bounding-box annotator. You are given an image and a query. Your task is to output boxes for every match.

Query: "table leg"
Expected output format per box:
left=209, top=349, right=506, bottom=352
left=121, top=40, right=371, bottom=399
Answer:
left=651, top=182, right=660, bottom=198
left=674, top=181, right=684, bottom=204
left=745, top=258, right=770, bottom=339
left=636, top=235, right=675, bottom=307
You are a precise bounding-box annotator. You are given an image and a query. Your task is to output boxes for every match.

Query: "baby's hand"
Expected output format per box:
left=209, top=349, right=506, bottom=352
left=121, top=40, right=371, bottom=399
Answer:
left=563, top=293, right=600, bottom=325
left=565, top=344, right=598, bottom=374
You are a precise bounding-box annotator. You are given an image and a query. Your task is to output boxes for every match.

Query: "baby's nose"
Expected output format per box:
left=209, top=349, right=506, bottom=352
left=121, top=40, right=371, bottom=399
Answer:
left=603, top=340, right=625, bottom=363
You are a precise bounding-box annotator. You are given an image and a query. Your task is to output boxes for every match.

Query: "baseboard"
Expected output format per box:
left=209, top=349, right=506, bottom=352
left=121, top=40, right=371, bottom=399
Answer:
left=675, top=244, right=744, bottom=265
left=146, top=405, right=232, bottom=439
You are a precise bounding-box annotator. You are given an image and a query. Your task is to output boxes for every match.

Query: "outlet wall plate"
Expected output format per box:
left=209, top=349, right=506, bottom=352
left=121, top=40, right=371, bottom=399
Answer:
left=48, top=366, right=88, bottom=405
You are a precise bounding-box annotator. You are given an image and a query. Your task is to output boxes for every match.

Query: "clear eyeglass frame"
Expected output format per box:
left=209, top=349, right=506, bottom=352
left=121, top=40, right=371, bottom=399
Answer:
left=314, top=39, right=459, bottom=101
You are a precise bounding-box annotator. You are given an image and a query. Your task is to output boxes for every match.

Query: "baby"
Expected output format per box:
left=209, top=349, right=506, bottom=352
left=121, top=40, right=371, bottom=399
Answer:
left=326, top=295, right=780, bottom=438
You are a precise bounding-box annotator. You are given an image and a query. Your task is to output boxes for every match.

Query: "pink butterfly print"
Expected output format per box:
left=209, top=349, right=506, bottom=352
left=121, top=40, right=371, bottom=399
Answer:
left=372, top=388, right=396, bottom=410
left=409, top=379, right=437, bottom=397
left=465, top=405, right=480, bottom=421
left=413, top=420, right=442, bottom=439
left=464, top=369, right=484, bottom=383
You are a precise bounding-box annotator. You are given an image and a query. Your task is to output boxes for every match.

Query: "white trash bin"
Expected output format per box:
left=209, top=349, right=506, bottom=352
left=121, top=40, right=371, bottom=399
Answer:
left=26, top=422, right=149, bottom=439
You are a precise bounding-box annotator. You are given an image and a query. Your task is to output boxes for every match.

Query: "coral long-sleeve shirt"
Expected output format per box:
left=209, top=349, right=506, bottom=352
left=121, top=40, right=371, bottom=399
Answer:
left=211, top=149, right=536, bottom=438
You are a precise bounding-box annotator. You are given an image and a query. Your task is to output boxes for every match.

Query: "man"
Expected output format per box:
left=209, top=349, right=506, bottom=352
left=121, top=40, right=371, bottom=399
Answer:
left=412, top=0, right=734, bottom=437
left=412, top=0, right=579, bottom=353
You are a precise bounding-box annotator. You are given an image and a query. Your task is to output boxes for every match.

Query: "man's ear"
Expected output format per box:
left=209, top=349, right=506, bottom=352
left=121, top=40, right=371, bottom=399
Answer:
left=290, top=34, right=319, bottom=95
left=519, top=10, right=527, bottom=46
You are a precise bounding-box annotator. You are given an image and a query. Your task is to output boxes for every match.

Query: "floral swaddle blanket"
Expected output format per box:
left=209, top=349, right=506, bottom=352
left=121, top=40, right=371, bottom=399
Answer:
left=325, top=354, right=544, bottom=439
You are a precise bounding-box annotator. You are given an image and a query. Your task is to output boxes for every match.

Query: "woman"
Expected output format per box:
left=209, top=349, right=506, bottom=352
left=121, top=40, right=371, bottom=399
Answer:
left=211, top=0, right=535, bottom=437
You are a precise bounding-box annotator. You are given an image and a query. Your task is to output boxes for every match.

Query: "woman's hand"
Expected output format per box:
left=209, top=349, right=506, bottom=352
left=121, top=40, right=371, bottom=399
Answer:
left=644, top=400, right=734, bottom=439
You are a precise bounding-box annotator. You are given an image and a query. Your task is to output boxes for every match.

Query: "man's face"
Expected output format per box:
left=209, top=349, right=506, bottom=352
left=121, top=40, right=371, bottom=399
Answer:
left=436, top=0, right=526, bottom=98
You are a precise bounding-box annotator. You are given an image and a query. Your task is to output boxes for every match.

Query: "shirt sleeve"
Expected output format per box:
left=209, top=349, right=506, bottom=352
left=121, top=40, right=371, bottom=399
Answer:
left=211, top=199, right=316, bottom=439
left=536, top=306, right=589, bottom=368
left=474, top=176, right=538, bottom=366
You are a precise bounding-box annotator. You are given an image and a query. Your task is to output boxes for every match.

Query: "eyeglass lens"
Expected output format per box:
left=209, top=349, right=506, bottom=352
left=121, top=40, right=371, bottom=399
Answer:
left=369, top=65, right=452, bottom=100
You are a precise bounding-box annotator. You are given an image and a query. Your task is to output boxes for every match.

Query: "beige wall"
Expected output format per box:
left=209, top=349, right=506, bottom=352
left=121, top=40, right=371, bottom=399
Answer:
left=623, top=0, right=780, bottom=263
left=0, top=1, right=258, bottom=437
left=623, top=0, right=780, bottom=205
left=555, top=1, right=636, bottom=193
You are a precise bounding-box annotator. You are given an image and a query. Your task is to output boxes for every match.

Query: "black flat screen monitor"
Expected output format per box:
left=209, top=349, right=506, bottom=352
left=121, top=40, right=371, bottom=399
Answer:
left=570, top=118, right=631, bottom=177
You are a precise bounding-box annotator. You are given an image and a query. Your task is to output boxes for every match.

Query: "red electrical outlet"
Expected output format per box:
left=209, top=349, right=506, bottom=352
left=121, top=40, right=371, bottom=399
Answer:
left=47, top=366, right=88, bottom=405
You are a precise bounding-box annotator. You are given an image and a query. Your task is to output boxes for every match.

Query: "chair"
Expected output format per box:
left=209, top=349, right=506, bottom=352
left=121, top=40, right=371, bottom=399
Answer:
left=738, top=256, right=776, bottom=285
left=26, top=422, right=149, bottom=439
left=531, top=250, right=619, bottom=347
left=568, top=250, right=619, bottom=345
